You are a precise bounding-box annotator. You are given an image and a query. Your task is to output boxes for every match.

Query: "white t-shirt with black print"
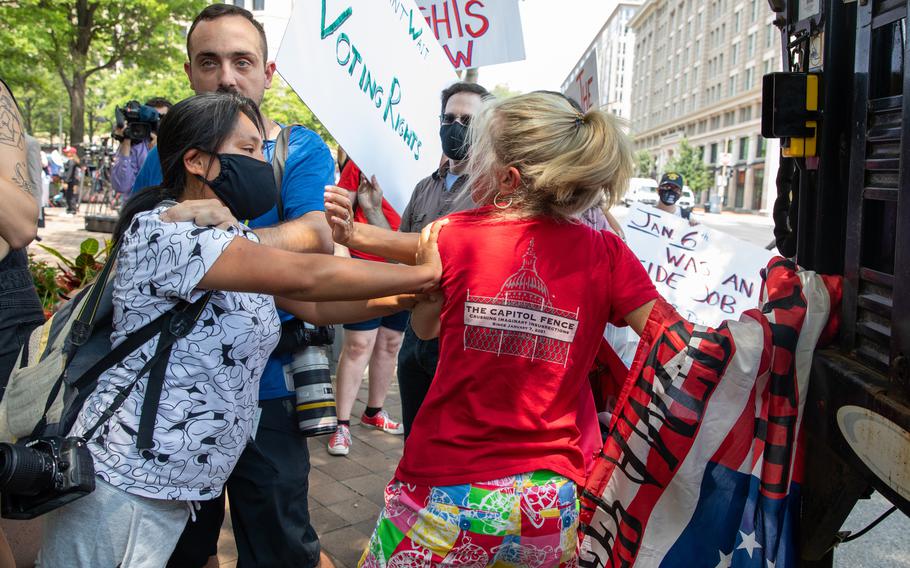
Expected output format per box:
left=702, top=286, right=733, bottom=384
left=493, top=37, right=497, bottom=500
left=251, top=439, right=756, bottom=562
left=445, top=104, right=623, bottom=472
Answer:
left=70, top=204, right=281, bottom=501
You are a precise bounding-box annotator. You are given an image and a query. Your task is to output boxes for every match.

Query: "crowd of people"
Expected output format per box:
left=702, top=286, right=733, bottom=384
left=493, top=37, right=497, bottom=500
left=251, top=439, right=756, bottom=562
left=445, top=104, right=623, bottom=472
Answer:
left=0, top=3, right=705, bottom=567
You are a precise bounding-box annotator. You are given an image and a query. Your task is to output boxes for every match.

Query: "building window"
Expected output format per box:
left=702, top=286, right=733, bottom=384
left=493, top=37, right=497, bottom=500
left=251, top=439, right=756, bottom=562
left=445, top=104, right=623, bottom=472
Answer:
left=710, top=142, right=719, bottom=163
left=232, top=0, right=245, bottom=6
left=739, top=136, right=750, bottom=160
left=732, top=42, right=739, bottom=66
left=745, top=67, right=755, bottom=89
left=724, top=111, right=735, bottom=126
left=739, top=106, right=753, bottom=122
left=766, top=24, right=775, bottom=48
left=728, top=74, right=737, bottom=96
left=748, top=33, right=756, bottom=58
left=751, top=0, right=760, bottom=21
left=734, top=11, right=741, bottom=33
left=757, top=135, right=767, bottom=157
left=253, top=0, right=264, bottom=8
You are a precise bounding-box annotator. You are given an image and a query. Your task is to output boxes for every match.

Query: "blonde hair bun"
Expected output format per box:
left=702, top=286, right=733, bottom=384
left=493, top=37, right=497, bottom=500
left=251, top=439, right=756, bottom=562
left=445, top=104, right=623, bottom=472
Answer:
left=466, top=91, right=633, bottom=220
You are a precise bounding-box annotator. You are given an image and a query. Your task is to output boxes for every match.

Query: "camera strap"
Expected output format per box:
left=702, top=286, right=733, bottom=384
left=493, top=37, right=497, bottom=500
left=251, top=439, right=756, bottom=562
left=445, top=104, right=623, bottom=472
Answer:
left=78, top=291, right=213, bottom=447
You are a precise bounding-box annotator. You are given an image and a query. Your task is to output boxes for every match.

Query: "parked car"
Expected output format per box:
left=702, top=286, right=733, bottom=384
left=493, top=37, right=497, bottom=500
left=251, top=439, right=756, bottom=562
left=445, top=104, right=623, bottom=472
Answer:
left=679, top=186, right=695, bottom=209
left=623, top=177, right=659, bottom=206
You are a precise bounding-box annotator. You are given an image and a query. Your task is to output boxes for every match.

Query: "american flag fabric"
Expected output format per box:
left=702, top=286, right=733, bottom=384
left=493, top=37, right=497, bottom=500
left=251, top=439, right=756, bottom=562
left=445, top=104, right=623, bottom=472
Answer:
left=579, top=257, right=842, bottom=568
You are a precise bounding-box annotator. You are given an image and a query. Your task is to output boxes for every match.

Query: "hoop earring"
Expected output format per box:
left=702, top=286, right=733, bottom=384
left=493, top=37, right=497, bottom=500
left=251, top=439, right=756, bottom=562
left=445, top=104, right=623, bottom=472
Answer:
left=493, top=191, right=513, bottom=210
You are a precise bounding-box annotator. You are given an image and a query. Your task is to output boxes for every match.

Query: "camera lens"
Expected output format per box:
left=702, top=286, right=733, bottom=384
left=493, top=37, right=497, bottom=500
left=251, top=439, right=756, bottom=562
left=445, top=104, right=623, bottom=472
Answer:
left=0, top=442, right=57, bottom=496
left=290, top=347, right=337, bottom=437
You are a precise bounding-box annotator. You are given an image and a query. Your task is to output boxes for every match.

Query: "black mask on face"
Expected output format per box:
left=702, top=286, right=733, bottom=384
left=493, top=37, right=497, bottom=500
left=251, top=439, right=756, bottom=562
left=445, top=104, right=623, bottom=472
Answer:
left=440, top=122, right=469, bottom=162
left=196, top=153, right=278, bottom=221
left=658, top=188, right=680, bottom=205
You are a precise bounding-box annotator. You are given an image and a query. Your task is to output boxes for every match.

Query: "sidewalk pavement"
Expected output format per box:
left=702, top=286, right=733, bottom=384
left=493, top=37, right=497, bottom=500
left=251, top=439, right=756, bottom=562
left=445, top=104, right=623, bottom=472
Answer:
left=31, top=208, right=400, bottom=568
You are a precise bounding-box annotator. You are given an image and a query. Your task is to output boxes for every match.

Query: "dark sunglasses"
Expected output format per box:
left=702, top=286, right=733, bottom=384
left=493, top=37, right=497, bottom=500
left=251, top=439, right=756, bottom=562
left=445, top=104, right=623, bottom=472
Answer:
left=440, top=113, right=472, bottom=126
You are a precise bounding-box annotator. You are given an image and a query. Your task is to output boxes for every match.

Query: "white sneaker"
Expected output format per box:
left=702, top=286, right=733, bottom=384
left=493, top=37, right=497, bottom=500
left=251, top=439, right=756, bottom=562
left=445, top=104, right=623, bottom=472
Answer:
left=327, top=425, right=352, bottom=456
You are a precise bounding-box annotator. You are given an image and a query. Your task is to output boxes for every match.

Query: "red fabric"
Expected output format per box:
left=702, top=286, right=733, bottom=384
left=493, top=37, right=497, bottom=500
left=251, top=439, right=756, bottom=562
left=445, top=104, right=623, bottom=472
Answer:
left=337, top=160, right=401, bottom=262
left=395, top=207, right=659, bottom=487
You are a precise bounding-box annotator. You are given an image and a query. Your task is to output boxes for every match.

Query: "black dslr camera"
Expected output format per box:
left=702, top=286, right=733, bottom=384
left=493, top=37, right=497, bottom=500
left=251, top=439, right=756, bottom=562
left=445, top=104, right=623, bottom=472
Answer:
left=113, top=100, right=162, bottom=142
left=0, top=436, right=95, bottom=519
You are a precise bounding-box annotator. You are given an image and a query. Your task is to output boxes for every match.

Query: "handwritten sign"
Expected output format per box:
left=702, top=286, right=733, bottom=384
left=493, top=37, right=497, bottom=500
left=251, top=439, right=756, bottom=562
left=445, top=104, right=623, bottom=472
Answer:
left=417, top=0, right=526, bottom=70
left=623, top=204, right=775, bottom=326
left=562, top=49, right=599, bottom=112
left=276, top=0, right=458, bottom=212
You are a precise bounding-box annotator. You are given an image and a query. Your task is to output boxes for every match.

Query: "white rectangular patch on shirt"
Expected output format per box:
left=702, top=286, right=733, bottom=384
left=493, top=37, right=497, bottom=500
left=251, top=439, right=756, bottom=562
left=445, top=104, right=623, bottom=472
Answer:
left=464, top=302, right=579, bottom=343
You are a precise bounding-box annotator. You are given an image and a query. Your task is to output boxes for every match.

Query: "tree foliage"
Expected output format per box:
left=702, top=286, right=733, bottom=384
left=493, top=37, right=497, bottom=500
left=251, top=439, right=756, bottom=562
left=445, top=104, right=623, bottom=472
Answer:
left=0, top=0, right=205, bottom=146
left=665, top=138, right=711, bottom=193
left=491, top=83, right=522, bottom=100
left=635, top=150, right=655, bottom=178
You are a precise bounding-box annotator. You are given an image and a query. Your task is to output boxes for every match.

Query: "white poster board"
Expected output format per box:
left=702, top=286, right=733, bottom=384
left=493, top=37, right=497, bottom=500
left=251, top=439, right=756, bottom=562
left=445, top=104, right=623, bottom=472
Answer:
left=623, top=204, right=775, bottom=326
left=562, top=50, right=599, bottom=112
left=276, top=0, right=459, bottom=212
left=417, top=0, right=526, bottom=70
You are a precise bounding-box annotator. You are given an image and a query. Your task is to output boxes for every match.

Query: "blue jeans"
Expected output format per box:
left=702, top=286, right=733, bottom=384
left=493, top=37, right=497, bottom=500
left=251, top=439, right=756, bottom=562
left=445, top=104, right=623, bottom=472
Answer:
left=0, top=249, right=44, bottom=395
left=396, top=325, right=440, bottom=438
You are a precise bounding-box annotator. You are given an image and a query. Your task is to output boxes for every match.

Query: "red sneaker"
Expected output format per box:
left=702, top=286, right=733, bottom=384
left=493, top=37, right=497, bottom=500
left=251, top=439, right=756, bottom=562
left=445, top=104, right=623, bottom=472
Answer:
left=360, top=410, right=404, bottom=435
left=327, top=425, right=351, bottom=456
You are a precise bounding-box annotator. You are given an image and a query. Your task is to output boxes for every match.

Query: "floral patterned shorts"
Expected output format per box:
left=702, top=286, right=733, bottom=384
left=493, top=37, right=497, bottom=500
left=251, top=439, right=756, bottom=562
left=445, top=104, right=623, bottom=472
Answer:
left=358, top=470, right=579, bottom=567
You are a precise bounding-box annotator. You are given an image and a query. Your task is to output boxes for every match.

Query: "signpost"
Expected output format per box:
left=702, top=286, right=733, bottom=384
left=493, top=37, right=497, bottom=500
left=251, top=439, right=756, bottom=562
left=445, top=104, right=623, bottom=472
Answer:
left=276, top=0, right=459, bottom=212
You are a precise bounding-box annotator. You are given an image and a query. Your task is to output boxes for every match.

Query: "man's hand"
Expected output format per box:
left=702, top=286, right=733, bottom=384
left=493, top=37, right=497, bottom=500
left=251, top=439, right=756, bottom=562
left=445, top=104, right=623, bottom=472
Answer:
left=324, top=185, right=354, bottom=245
left=160, top=199, right=238, bottom=230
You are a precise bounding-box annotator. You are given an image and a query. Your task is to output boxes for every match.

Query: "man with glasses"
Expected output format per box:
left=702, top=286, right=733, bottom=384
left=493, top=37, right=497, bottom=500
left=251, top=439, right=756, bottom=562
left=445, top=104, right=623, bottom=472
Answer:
left=331, top=82, right=490, bottom=439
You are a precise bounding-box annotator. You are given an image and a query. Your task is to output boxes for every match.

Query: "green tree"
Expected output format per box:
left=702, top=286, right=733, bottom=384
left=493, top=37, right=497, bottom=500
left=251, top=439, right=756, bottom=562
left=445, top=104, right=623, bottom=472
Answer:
left=260, top=77, right=334, bottom=144
left=0, top=0, right=205, bottom=146
left=635, top=150, right=655, bottom=178
left=491, top=83, right=522, bottom=100
left=665, top=138, right=711, bottom=193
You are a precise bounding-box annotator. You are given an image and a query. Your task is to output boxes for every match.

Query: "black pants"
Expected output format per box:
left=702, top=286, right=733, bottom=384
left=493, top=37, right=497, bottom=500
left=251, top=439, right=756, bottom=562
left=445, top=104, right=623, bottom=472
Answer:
left=0, top=250, right=45, bottom=395
left=64, top=182, right=78, bottom=213
left=397, top=325, right=440, bottom=439
left=168, top=397, right=320, bottom=568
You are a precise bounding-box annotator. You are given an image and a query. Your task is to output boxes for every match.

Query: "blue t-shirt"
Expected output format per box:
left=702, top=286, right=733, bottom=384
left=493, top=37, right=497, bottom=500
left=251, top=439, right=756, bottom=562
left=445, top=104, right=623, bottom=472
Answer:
left=131, top=126, right=335, bottom=400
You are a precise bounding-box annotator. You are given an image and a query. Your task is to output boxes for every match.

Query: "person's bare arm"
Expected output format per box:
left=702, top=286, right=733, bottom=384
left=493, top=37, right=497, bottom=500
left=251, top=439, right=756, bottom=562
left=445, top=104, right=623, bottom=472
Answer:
left=624, top=299, right=657, bottom=336
left=198, top=220, right=446, bottom=301
left=276, top=294, right=419, bottom=326
left=0, top=81, right=38, bottom=249
left=411, top=295, right=442, bottom=340
left=325, top=186, right=418, bottom=264
left=254, top=210, right=334, bottom=254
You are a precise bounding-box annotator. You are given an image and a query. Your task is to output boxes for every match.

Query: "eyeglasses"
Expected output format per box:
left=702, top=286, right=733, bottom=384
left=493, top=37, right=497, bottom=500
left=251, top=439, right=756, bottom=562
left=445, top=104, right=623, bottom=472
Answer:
left=440, top=113, right=472, bottom=126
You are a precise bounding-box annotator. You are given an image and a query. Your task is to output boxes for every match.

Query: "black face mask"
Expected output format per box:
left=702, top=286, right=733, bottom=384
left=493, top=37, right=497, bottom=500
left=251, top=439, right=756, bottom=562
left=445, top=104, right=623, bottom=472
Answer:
left=440, top=122, right=469, bottom=162
left=197, top=153, right=278, bottom=221
left=658, top=188, right=680, bottom=206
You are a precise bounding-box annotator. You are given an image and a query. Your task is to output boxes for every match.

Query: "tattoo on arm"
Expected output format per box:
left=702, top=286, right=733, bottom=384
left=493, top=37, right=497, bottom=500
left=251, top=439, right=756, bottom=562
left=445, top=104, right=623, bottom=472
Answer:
left=12, top=163, right=34, bottom=194
left=0, top=91, right=25, bottom=150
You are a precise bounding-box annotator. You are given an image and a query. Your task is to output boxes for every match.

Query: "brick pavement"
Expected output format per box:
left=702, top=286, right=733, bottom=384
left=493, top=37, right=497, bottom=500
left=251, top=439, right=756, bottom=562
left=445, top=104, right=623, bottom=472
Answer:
left=30, top=208, right=402, bottom=568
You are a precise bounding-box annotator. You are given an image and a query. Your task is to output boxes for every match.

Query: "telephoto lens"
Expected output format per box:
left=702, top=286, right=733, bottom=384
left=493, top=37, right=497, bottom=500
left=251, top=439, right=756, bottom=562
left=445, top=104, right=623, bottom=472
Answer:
left=0, top=442, right=57, bottom=497
left=287, top=346, right=338, bottom=437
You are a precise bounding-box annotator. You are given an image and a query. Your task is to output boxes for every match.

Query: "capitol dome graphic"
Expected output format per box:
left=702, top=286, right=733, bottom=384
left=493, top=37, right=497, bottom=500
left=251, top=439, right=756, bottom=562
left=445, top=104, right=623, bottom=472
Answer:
left=463, top=240, right=580, bottom=366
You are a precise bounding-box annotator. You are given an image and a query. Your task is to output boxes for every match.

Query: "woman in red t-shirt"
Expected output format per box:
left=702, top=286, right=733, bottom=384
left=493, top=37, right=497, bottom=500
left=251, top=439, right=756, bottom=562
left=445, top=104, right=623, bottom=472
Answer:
left=357, top=92, right=659, bottom=568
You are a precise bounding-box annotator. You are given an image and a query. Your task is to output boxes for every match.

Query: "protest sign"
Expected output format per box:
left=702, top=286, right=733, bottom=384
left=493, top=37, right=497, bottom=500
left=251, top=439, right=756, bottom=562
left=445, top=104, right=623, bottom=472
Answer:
left=276, top=0, right=458, bottom=213
left=623, top=204, right=775, bottom=327
left=417, top=0, right=526, bottom=69
left=562, top=50, right=599, bottom=112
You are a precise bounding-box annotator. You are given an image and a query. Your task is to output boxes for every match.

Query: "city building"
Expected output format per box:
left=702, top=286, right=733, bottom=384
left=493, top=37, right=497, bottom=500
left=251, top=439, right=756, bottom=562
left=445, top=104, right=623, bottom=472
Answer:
left=561, top=1, right=643, bottom=121
left=628, top=0, right=782, bottom=212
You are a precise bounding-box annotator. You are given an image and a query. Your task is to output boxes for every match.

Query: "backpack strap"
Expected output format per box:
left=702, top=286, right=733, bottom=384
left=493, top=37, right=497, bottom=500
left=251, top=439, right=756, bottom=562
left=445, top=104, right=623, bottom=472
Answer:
left=78, top=291, right=213, bottom=447
left=70, top=240, right=122, bottom=347
left=270, top=124, right=303, bottom=223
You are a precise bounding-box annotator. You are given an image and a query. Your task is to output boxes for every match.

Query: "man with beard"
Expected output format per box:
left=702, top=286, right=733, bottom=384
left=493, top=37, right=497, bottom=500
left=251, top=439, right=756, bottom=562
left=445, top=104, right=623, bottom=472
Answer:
left=132, top=4, right=335, bottom=568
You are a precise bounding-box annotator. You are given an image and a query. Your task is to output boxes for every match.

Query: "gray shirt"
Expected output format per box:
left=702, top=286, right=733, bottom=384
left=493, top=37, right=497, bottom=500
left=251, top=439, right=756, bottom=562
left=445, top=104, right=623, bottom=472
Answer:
left=399, top=162, right=475, bottom=233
